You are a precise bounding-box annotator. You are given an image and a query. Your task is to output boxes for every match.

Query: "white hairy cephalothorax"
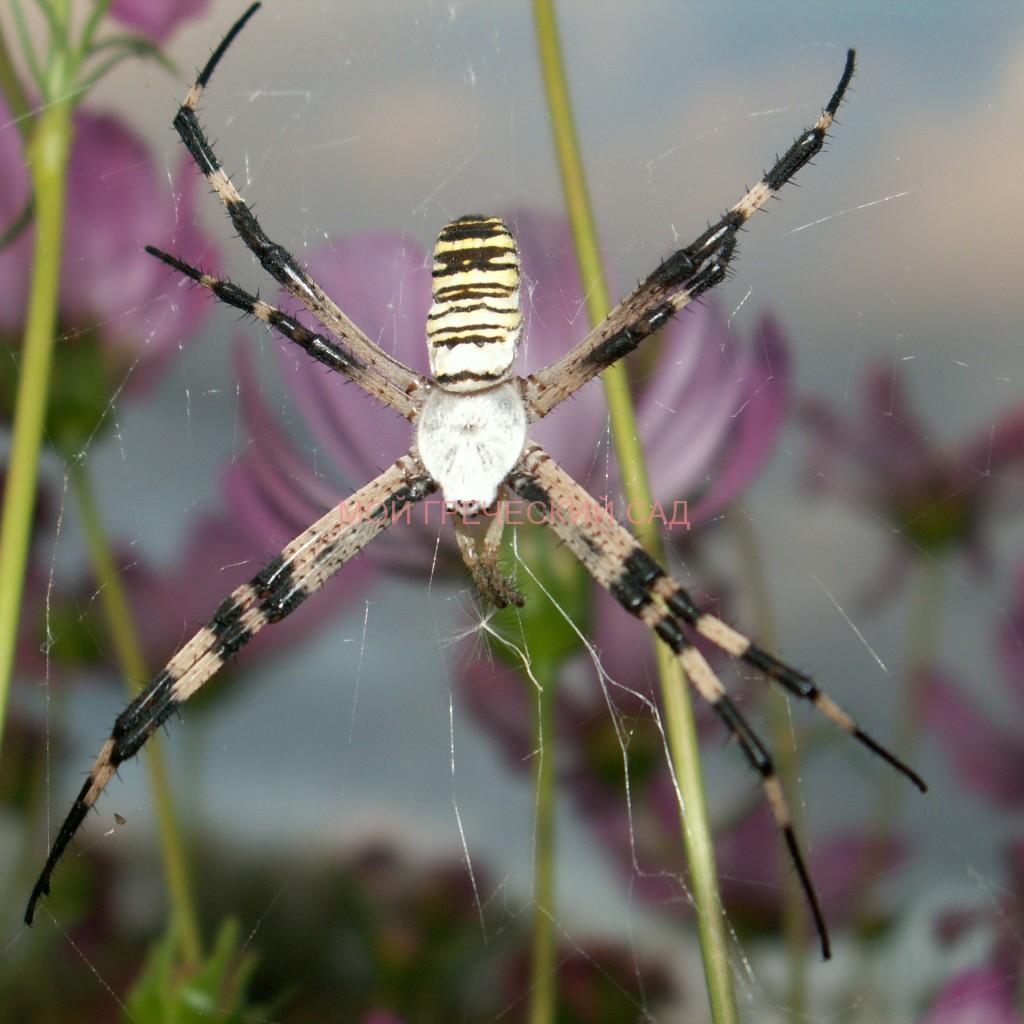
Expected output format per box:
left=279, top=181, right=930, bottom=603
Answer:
left=415, top=381, right=527, bottom=509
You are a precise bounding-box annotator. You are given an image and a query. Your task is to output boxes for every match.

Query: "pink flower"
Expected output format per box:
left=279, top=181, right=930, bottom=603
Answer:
left=108, top=0, right=210, bottom=43
left=922, top=670, right=1024, bottom=809
left=802, top=363, right=1024, bottom=601
left=922, top=567, right=1024, bottom=809
left=0, top=101, right=217, bottom=395
left=921, top=967, right=1021, bottom=1024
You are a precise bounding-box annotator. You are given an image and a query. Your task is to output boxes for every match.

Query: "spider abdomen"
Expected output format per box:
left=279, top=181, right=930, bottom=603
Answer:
left=415, top=382, right=527, bottom=510
left=427, top=215, right=522, bottom=392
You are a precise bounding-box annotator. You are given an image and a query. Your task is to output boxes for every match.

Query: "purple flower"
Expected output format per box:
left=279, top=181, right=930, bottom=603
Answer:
left=923, top=669, right=1024, bottom=809
left=922, top=968, right=1021, bottom=1024
left=0, top=101, right=217, bottom=393
left=108, top=0, right=210, bottom=43
left=802, top=363, right=1024, bottom=600
left=921, top=566, right=1024, bottom=809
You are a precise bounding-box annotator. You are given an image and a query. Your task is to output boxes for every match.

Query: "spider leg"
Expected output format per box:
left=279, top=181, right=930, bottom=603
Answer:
left=25, top=453, right=436, bottom=926
left=146, top=246, right=418, bottom=417
left=171, top=3, right=428, bottom=415
left=453, top=500, right=524, bottom=608
left=524, top=50, right=855, bottom=419
left=647, top=574, right=927, bottom=790
left=506, top=443, right=926, bottom=958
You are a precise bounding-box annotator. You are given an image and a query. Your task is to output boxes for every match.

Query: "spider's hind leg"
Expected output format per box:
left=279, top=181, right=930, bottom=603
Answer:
left=454, top=501, right=524, bottom=609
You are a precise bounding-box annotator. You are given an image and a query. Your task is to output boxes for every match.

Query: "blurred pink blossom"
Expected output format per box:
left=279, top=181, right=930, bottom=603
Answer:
left=922, top=566, right=1024, bottom=809
left=921, top=967, right=1021, bottom=1024
left=109, top=0, right=210, bottom=43
left=0, top=101, right=217, bottom=393
left=802, top=363, right=1024, bottom=603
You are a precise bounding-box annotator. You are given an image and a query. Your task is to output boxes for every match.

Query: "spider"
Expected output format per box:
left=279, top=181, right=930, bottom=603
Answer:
left=26, top=3, right=925, bottom=958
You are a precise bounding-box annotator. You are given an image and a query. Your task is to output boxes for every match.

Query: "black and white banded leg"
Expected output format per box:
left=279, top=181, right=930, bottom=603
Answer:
left=145, top=246, right=409, bottom=411
left=506, top=444, right=924, bottom=959
left=170, top=2, right=428, bottom=418
left=25, top=454, right=436, bottom=925
left=524, top=50, right=855, bottom=418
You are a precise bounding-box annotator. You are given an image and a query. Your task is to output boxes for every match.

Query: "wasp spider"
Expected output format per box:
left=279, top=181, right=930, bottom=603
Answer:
left=26, top=4, right=925, bottom=958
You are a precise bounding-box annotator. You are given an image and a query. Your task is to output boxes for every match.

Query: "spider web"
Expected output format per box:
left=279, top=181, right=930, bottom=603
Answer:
left=9, top=2, right=1024, bottom=1021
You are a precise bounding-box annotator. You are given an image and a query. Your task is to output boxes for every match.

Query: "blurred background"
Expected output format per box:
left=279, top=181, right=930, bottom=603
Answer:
left=2, top=1, right=1024, bottom=1021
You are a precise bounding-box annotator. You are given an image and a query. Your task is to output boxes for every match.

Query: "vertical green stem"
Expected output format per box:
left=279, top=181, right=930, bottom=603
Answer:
left=732, top=512, right=807, bottom=1014
left=69, top=461, right=202, bottom=965
left=531, top=5, right=739, bottom=1022
left=0, top=17, right=33, bottom=140
left=854, top=557, right=943, bottom=947
left=870, top=558, right=943, bottom=842
left=893, top=557, right=944, bottom=771
left=0, top=80, right=73, bottom=761
left=528, top=657, right=559, bottom=1024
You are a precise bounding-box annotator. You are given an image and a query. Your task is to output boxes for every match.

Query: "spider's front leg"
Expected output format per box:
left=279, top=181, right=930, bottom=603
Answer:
left=525, top=50, right=855, bottom=418
left=25, top=455, right=436, bottom=926
left=506, top=444, right=925, bottom=959
left=168, top=3, right=429, bottom=418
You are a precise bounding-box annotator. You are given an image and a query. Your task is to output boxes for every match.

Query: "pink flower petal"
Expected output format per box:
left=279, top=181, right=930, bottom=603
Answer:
left=923, top=670, right=1024, bottom=808
left=509, top=209, right=606, bottom=481
left=58, top=113, right=217, bottom=388
left=861, top=363, right=936, bottom=486
left=687, top=314, right=790, bottom=523
left=278, top=235, right=429, bottom=484
left=0, top=97, right=32, bottom=335
left=226, top=343, right=342, bottom=546
left=631, top=303, right=747, bottom=505
left=956, top=407, right=1024, bottom=484
left=922, top=967, right=1020, bottom=1024
left=998, top=565, right=1024, bottom=712
left=109, top=0, right=210, bottom=43
left=717, top=805, right=907, bottom=926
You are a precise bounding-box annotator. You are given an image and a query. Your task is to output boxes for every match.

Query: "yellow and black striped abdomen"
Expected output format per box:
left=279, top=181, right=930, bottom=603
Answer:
left=427, top=215, right=522, bottom=392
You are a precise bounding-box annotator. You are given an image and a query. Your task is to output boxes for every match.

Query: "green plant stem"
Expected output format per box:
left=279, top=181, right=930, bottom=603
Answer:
left=871, top=558, right=943, bottom=846
left=531, top=4, right=739, bottom=1022
left=852, top=557, right=943, bottom=953
left=0, top=16, right=32, bottom=141
left=732, top=511, right=807, bottom=1014
left=0, top=73, right=74, bottom=763
left=528, top=657, right=559, bottom=1024
left=69, top=460, right=202, bottom=965
left=894, top=557, right=943, bottom=774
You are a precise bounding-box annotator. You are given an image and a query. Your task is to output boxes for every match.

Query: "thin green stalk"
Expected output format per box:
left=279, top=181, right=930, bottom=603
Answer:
left=0, top=75, right=74, bottom=763
left=0, top=16, right=33, bottom=141
left=893, top=557, right=944, bottom=776
left=732, top=512, right=807, bottom=1014
left=852, top=557, right=943, bottom=950
left=69, top=460, right=202, bottom=965
left=870, top=559, right=943, bottom=848
left=528, top=657, right=559, bottom=1024
left=531, top=4, right=739, bottom=1022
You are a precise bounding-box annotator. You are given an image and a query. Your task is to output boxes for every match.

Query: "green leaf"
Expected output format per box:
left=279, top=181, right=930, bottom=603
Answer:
left=8, top=0, right=46, bottom=98
left=123, top=919, right=266, bottom=1024
left=487, top=522, right=591, bottom=671
left=0, top=195, right=34, bottom=252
